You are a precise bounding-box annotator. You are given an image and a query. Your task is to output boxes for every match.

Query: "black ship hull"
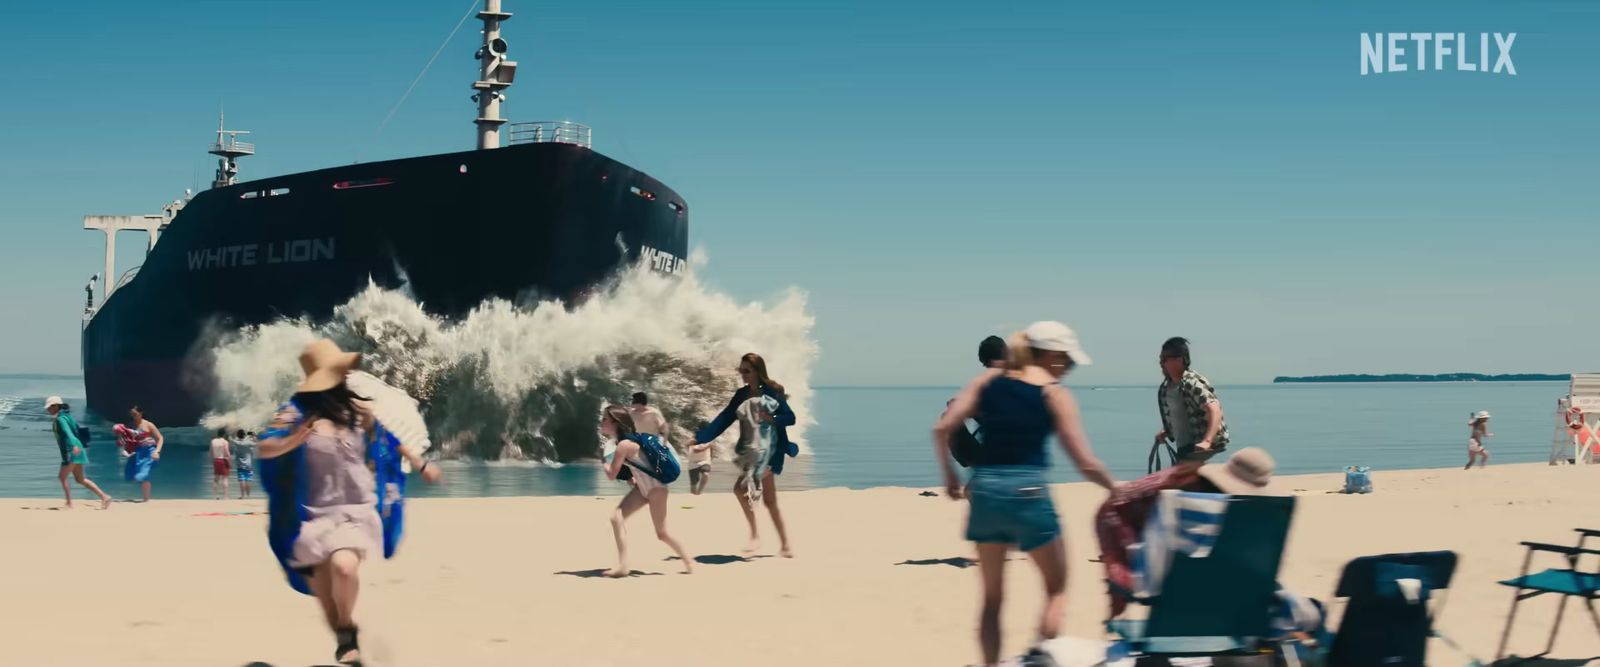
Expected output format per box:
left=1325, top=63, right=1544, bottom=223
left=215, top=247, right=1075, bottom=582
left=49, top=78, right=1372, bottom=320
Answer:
left=82, top=142, right=688, bottom=425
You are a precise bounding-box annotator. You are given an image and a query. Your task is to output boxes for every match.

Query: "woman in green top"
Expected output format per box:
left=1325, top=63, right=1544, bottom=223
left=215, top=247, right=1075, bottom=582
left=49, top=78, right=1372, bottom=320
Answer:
left=45, top=396, right=112, bottom=509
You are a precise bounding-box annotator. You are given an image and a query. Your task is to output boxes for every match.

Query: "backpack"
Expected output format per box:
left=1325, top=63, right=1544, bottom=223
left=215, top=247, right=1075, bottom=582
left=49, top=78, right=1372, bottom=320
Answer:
left=624, top=433, right=681, bottom=484
left=949, top=417, right=982, bottom=468
left=58, top=413, right=91, bottom=448
left=944, top=398, right=982, bottom=468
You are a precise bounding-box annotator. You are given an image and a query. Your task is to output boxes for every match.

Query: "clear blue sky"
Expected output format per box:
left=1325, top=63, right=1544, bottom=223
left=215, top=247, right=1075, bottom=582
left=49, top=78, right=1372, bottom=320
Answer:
left=0, top=1, right=1594, bottom=386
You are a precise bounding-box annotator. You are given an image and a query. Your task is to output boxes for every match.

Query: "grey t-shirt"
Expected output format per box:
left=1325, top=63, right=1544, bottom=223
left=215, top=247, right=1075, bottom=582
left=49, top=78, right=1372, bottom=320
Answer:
left=233, top=438, right=256, bottom=469
left=1164, top=383, right=1195, bottom=447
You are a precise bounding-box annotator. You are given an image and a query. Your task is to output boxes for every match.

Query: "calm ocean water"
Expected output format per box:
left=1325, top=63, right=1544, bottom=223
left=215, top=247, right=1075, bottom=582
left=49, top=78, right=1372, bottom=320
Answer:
left=0, top=374, right=1571, bottom=499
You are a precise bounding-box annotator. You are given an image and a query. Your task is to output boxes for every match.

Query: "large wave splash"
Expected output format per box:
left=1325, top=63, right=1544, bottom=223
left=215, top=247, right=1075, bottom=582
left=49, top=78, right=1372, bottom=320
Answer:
left=197, top=252, right=817, bottom=463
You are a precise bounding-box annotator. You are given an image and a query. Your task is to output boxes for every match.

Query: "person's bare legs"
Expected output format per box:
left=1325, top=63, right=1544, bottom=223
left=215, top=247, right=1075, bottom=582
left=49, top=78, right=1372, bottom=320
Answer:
left=307, top=563, right=340, bottom=629
left=734, top=478, right=761, bottom=554
left=221, top=475, right=229, bottom=499
left=58, top=466, right=73, bottom=508
left=606, top=488, right=648, bottom=577
left=141, top=480, right=151, bottom=503
left=976, top=542, right=1010, bottom=667
left=760, top=470, right=793, bottom=557
left=1025, top=537, right=1068, bottom=643
left=691, top=467, right=709, bottom=495
left=70, top=466, right=111, bottom=509
left=646, top=487, right=693, bottom=573
left=309, top=549, right=363, bottom=663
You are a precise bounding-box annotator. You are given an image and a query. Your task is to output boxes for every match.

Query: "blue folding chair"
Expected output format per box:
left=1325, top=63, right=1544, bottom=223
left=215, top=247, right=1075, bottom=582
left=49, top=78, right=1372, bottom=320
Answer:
left=1325, top=551, right=1458, bottom=667
left=1495, top=528, right=1600, bottom=663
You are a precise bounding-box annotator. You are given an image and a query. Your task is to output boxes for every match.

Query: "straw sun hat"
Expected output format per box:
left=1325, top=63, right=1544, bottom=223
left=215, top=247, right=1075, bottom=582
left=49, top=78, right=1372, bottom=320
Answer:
left=296, top=339, right=361, bottom=393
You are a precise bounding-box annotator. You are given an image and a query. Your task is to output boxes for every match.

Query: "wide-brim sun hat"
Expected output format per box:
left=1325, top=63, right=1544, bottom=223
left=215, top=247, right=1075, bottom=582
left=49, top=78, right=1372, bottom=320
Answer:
left=1197, top=447, right=1280, bottom=495
left=1023, top=320, right=1092, bottom=365
left=44, top=396, right=64, bottom=409
left=297, top=339, right=361, bottom=393
left=1467, top=410, right=1491, bottom=424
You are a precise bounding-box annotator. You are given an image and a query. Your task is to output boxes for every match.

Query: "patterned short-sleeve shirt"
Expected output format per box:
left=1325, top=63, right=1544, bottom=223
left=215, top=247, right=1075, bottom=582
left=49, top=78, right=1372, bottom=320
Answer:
left=1157, top=369, right=1229, bottom=451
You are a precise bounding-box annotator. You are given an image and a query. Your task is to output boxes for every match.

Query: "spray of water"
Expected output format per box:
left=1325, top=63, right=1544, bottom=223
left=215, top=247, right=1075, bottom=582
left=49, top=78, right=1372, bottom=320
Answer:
left=197, top=251, right=817, bottom=463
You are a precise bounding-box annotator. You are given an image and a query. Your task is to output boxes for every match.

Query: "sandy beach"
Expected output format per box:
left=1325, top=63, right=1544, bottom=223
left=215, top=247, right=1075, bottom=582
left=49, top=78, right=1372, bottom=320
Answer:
left=5, top=462, right=1598, bottom=666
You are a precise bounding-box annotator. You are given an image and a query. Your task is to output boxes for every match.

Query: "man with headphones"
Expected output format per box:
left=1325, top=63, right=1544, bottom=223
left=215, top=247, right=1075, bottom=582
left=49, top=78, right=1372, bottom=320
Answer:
left=1154, top=337, right=1230, bottom=464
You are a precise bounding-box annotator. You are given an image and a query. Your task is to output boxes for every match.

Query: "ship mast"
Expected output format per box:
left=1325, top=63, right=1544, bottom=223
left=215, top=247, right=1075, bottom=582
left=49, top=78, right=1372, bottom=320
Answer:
left=473, top=0, right=517, bottom=149
left=209, top=112, right=254, bottom=188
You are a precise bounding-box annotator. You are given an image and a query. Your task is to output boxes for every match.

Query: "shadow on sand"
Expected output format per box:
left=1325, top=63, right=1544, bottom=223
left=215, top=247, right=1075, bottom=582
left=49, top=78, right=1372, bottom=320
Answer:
left=666, top=554, right=773, bottom=566
left=895, top=556, right=977, bottom=568
left=555, top=568, right=665, bottom=578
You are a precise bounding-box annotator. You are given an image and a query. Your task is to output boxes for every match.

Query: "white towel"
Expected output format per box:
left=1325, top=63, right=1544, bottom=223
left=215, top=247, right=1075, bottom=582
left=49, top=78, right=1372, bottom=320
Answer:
left=1135, top=490, right=1229, bottom=597
left=346, top=370, right=431, bottom=471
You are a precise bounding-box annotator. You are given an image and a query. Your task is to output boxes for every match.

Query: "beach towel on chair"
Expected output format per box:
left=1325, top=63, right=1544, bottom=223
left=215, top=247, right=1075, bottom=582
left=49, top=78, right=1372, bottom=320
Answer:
left=734, top=395, right=780, bottom=505
left=1131, top=490, right=1229, bottom=597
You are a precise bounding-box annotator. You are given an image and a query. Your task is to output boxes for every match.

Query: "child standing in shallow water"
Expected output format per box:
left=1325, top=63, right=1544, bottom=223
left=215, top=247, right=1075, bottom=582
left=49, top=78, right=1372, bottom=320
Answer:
left=1466, top=411, right=1492, bottom=469
left=233, top=429, right=256, bottom=498
left=209, top=430, right=232, bottom=499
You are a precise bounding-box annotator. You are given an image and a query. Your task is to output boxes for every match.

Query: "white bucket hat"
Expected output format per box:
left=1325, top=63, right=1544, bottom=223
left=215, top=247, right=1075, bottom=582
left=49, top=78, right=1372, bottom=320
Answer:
left=1468, top=410, right=1491, bottom=424
left=44, top=396, right=65, bottom=409
left=1023, top=321, right=1092, bottom=365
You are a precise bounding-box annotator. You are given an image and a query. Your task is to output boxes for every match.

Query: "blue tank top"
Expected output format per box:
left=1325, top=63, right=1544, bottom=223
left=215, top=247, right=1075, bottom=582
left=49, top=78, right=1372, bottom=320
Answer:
left=973, top=376, right=1053, bottom=467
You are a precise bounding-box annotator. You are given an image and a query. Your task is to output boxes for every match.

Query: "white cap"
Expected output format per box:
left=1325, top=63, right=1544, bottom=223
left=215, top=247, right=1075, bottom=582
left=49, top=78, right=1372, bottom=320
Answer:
left=1024, top=321, right=1092, bottom=365
left=44, top=396, right=64, bottom=409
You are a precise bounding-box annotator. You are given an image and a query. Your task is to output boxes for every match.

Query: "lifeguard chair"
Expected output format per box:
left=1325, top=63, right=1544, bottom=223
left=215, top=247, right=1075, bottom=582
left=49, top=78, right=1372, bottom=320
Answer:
left=1551, top=374, right=1600, bottom=465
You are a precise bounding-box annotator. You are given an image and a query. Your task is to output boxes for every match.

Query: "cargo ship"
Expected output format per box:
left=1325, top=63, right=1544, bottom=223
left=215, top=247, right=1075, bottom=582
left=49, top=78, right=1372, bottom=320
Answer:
left=79, top=0, right=689, bottom=424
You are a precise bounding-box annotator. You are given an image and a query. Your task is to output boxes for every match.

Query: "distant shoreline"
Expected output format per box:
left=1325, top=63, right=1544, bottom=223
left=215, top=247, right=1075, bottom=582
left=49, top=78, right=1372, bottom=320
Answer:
left=0, top=373, right=82, bottom=380
left=1274, top=373, right=1569, bottom=384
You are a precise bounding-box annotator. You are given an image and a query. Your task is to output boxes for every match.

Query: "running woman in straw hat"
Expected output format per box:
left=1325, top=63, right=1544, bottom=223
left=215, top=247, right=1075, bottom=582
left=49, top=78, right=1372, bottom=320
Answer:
left=1466, top=410, right=1492, bottom=469
left=257, top=339, right=443, bottom=665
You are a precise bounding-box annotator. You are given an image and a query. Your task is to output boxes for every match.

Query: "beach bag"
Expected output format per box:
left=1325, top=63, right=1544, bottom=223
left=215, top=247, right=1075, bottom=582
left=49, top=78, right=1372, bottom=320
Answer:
left=1344, top=466, right=1373, bottom=494
left=628, top=432, right=680, bottom=484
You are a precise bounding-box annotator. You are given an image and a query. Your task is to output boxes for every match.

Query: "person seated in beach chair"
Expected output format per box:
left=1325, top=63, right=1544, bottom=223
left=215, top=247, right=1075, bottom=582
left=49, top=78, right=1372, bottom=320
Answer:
left=1097, top=449, right=1323, bottom=655
left=1097, top=449, right=1277, bottom=615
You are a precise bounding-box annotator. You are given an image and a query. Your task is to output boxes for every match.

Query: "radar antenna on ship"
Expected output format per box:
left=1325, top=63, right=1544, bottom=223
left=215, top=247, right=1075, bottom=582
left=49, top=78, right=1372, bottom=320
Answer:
left=473, top=0, right=517, bottom=149
left=209, top=112, right=254, bottom=187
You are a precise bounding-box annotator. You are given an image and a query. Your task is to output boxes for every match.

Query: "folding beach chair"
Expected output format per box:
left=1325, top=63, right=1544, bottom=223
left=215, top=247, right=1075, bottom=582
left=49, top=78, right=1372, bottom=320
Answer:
left=1107, top=493, right=1296, bottom=658
left=1495, top=528, right=1600, bottom=662
left=1325, top=551, right=1458, bottom=667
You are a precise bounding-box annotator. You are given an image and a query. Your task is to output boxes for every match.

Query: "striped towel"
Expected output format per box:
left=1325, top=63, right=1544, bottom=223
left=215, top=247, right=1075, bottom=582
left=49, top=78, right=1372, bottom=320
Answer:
left=1132, top=490, right=1229, bottom=597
